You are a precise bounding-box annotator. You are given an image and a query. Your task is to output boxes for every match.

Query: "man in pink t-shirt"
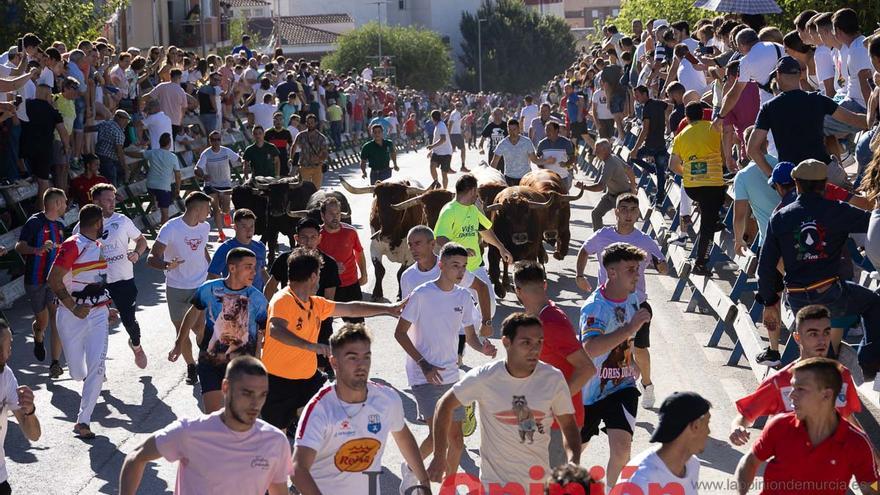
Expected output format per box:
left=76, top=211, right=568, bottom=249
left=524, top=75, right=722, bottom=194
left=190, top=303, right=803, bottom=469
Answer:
left=143, top=69, right=192, bottom=135
left=119, top=356, right=292, bottom=495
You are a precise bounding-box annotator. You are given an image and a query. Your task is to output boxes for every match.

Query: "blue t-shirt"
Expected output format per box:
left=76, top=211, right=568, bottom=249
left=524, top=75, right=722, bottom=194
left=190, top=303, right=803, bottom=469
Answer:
left=579, top=288, right=640, bottom=405
left=732, top=158, right=779, bottom=246
left=190, top=279, right=268, bottom=367
left=207, top=238, right=268, bottom=290
left=370, top=117, right=391, bottom=135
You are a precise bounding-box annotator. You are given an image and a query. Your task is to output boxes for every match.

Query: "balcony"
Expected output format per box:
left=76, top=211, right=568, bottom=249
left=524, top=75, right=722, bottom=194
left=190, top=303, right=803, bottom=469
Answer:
left=170, top=17, right=231, bottom=49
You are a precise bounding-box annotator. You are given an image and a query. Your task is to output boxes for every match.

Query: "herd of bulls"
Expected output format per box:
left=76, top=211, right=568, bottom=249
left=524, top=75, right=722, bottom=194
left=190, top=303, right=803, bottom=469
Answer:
left=232, top=166, right=585, bottom=300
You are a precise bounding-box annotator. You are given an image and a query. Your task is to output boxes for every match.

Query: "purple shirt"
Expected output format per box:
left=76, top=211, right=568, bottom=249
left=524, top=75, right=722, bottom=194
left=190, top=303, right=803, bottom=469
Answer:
left=582, top=227, right=665, bottom=303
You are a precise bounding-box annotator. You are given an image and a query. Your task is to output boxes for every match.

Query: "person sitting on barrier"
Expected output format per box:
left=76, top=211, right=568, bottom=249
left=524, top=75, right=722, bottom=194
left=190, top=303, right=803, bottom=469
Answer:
left=668, top=101, right=726, bottom=276
left=730, top=305, right=865, bottom=447
left=734, top=357, right=879, bottom=495
left=757, top=159, right=880, bottom=379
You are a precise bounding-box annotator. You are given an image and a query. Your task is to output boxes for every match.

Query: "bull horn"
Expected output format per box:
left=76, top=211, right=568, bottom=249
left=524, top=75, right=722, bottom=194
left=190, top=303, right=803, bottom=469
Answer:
left=485, top=203, right=503, bottom=213
left=370, top=229, right=383, bottom=239
left=554, top=187, right=585, bottom=202
left=428, top=180, right=442, bottom=190
left=391, top=195, right=423, bottom=211
left=406, top=185, right=430, bottom=195
left=286, top=210, right=310, bottom=218
left=527, top=197, right=553, bottom=209
left=340, top=177, right=375, bottom=195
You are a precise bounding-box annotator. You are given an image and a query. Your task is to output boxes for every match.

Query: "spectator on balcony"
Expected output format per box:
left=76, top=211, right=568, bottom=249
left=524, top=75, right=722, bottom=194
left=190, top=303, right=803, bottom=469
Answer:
left=142, top=68, right=195, bottom=139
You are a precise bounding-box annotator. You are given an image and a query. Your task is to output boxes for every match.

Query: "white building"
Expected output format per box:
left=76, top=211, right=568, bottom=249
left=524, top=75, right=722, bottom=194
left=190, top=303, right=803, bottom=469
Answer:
left=278, top=0, right=482, bottom=66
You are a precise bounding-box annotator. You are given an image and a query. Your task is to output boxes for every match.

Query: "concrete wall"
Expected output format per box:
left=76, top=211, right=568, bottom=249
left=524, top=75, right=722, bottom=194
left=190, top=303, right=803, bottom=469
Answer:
left=125, top=0, right=169, bottom=48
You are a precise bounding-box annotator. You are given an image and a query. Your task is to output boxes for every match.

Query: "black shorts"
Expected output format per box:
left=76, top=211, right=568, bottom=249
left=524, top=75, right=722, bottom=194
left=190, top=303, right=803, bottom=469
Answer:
left=569, top=121, right=588, bottom=139
left=261, top=371, right=326, bottom=431
left=597, top=119, right=615, bottom=139
left=581, top=386, right=639, bottom=443
left=25, top=149, right=52, bottom=180
left=171, top=124, right=182, bottom=138
left=197, top=359, right=226, bottom=394
left=634, top=301, right=652, bottom=349
left=431, top=154, right=453, bottom=172
left=149, top=188, right=173, bottom=209
left=335, top=283, right=364, bottom=323
left=450, top=134, right=466, bottom=150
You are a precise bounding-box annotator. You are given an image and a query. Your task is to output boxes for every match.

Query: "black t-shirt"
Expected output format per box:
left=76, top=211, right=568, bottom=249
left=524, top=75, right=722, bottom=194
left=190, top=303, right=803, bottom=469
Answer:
left=270, top=250, right=340, bottom=297
left=22, top=99, right=62, bottom=152
left=481, top=121, right=508, bottom=162
left=755, top=90, right=838, bottom=164
left=669, top=104, right=685, bottom=135
left=276, top=81, right=298, bottom=101
left=642, top=99, right=668, bottom=149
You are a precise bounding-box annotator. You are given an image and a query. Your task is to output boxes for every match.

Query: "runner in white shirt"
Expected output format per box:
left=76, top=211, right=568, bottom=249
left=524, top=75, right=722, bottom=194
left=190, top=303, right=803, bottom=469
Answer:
left=394, top=243, right=497, bottom=481
left=147, top=191, right=212, bottom=387
left=519, top=95, right=540, bottom=135
left=427, top=110, right=455, bottom=189
left=47, top=205, right=116, bottom=439
left=293, top=325, right=430, bottom=495
left=402, top=226, right=494, bottom=366
left=0, top=322, right=40, bottom=494
left=196, top=131, right=240, bottom=241
left=427, top=313, right=581, bottom=490
left=446, top=102, right=469, bottom=172
left=619, top=392, right=711, bottom=495
left=120, top=356, right=292, bottom=495
left=73, top=183, right=149, bottom=369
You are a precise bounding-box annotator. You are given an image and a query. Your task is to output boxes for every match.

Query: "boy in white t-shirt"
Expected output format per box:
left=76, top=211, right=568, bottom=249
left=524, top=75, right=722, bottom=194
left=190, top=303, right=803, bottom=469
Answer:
left=293, top=324, right=430, bottom=495
left=394, top=242, right=497, bottom=481
left=120, top=356, right=292, bottom=495
left=147, top=191, right=212, bottom=387
left=427, top=313, right=580, bottom=490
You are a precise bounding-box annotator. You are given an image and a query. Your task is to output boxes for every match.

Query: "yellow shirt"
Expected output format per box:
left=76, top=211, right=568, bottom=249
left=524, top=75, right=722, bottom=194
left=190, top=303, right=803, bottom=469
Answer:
left=263, top=287, right=335, bottom=380
left=671, top=120, right=724, bottom=188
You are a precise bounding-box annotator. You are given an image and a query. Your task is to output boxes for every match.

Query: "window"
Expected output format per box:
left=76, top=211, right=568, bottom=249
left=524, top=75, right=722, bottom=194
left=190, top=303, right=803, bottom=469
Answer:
left=399, top=0, right=405, bottom=9
left=254, top=8, right=264, bottom=16
left=591, top=9, right=599, bottom=18
left=612, top=8, right=619, bottom=16
left=564, top=10, right=583, bottom=18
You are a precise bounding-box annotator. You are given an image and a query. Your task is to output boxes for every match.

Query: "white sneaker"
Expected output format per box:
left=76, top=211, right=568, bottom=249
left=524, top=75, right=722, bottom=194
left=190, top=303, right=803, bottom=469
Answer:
left=640, top=382, right=655, bottom=409
left=874, top=375, right=880, bottom=392
left=399, top=462, right=420, bottom=495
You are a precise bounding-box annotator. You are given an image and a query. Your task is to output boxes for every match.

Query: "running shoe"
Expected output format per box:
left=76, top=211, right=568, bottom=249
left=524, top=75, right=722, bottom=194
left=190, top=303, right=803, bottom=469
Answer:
left=462, top=403, right=477, bottom=437
left=640, top=382, right=655, bottom=409
left=399, top=462, right=421, bottom=495
left=130, top=340, right=148, bottom=369
left=74, top=423, right=96, bottom=439
left=755, top=347, right=782, bottom=367
left=186, top=363, right=199, bottom=385
left=49, top=361, right=63, bottom=379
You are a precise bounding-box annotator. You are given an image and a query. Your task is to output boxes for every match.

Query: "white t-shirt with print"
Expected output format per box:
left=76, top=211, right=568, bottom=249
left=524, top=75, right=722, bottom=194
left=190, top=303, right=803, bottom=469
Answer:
left=738, top=42, right=783, bottom=103
left=399, top=282, right=477, bottom=386
left=295, top=382, right=405, bottom=495
left=155, top=411, right=292, bottom=495
left=593, top=88, right=613, bottom=120
left=448, top=109, right=463, bottom=134
left=73, top=213, right=142, bottom=283
left=432, top=121, right=454, bottom=156
left=156, top=217, right=210, bottom=289
left=621, top=446, right=700, bottom=495
left=195, top=146, right=239, bottom=189
left=452, top=360, right=574, bottom=488
left=0, top=368, right=21, bottom=483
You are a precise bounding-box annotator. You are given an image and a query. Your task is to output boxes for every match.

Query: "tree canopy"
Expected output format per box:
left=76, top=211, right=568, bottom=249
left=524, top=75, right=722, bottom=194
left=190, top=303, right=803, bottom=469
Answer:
left=0, top=0, right=128, bottom=51
left=457, top=0, right=577, bottom=94
left=322, top=23, right=454, bottom=91
left=613, top=0, right=880, bottom=35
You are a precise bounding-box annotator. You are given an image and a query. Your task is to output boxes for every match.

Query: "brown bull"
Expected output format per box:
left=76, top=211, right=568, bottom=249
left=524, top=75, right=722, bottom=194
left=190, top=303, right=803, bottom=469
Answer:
left=520, top=169, right=584, bottom=261
left=340, top=177, right=432, bottom=301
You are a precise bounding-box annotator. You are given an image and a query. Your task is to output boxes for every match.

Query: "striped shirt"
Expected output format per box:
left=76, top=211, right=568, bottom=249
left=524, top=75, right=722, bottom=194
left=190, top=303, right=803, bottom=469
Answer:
left=18, top=213, right=65, bottom=285
left=53, top=234, right=109, bottom=306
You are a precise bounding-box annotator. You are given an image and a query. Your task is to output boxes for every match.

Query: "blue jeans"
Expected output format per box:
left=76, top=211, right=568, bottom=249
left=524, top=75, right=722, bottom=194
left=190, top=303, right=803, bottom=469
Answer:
left=330, top=121, right=342, bottom=149
left=786, top=280, right=880, bottom=373
left=99, top=156, right=120, bottom=186
left=856, top=127, right=877, bottom=185
left=369, top=168, right=392, bottom=184
left=634, top=147, right=669, bottom=205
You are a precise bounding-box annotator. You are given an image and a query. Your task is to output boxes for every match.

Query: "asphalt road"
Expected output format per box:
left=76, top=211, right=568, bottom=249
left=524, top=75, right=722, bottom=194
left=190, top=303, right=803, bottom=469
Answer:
left=0, top=145, right=832, bottom=494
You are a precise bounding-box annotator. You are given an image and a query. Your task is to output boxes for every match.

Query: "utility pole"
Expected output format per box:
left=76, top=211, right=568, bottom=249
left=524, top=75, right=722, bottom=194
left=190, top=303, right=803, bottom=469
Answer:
left=477, top=18, right=487, bottom=93
left=199, top=0, right=207, bottom=57
left=368, top=1, right=388, bottom=70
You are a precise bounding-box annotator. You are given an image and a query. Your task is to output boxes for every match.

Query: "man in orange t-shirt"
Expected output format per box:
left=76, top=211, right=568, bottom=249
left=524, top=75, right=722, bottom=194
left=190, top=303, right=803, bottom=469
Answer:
left=317, top=197, right=367, bottom=323
left=260, top=247, right=403, bottom=433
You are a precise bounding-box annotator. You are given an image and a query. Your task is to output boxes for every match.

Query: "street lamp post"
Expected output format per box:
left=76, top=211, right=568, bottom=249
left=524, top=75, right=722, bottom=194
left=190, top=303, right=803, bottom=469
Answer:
left=477, top=18, right=487, bottom=93
left=368, top=1, right=388, bottom=67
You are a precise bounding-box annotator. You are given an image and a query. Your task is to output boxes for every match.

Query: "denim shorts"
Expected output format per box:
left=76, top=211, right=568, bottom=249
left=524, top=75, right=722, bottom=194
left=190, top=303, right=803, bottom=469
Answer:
left=148, top=188, right=174, bottom=208
left=73, top=97, right=86, bottom=130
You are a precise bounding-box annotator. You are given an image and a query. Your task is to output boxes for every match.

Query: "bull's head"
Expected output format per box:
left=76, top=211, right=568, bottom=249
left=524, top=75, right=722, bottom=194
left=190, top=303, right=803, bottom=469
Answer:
left=256, top=178, right=305, bottom=217
left=390, top=187, right=455, bottom=228
left=342, top=178, right=429, bottom=241
left=485, top=191, right=551, bottom=246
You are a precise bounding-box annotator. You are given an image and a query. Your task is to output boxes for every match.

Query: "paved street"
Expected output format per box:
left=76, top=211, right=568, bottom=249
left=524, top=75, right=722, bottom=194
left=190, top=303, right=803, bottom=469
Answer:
left=1, top=145, right=863, bottom=494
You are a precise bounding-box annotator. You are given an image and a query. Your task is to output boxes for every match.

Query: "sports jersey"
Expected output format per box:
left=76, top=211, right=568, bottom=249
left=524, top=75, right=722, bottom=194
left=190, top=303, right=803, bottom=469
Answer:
left=156, top=217, right=211, bottom=290
left=18, top=212, right=65, bottom=285
left=295, top=382, right=405, bottom=494
left=195, top=146, right=238, bottom=189
left=735, top=360, right=861, bottom=422
left=670, top=121, right=724, bottom=188
left=433, top=201, right=493, bottom=272
left=579, top=287, right=640, bottom=405
left=53, top=234, right=110, bottom=306
left=190, top=280, right=268, bottom=367
left=207, top=238, right=268, bottom=291
left=263, top=289, right=335, bottom=380
left=74, top=213, right=142, bottom=283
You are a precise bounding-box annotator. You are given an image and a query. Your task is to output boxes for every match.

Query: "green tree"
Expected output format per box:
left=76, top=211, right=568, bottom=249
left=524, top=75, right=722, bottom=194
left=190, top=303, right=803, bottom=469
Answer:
left=613, top=0, right=879, bottom=35
left=458, top=0, right=576, bottom=93
left=322, top=23, right=453, bottom=91
left=0, top=0, right=129, bottom=51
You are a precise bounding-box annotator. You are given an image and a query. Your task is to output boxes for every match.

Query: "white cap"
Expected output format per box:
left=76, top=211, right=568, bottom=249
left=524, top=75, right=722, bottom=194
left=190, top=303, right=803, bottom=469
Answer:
left=653, top=19, right=669, bottom=31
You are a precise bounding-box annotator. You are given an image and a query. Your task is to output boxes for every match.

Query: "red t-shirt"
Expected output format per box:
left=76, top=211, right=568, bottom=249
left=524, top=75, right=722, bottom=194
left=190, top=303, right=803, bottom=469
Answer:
left=69, top=174, right=110, bottom=207
left=736, top=361, right=861, bottom=423
left=539, top=302, right=585, bottom=428
left=753, top=412, right=877, bottom=494
left=404, top=118, right=416, bottom=134
left=824, top=183, right=851, bottom=202
left=318, top=224, right=363, bottom=287
left=675, top=108, right=715, bottom=135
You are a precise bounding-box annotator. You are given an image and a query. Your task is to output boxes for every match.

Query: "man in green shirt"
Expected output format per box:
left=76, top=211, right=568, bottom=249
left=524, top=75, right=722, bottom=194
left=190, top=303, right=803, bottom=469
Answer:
left=242, top=125, right=280, bottom=179
left=360, top=124, right=399, bottom=184
left=327, top=98, right=343, bottom=150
